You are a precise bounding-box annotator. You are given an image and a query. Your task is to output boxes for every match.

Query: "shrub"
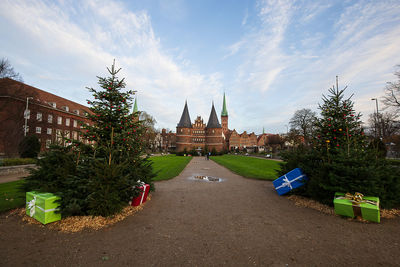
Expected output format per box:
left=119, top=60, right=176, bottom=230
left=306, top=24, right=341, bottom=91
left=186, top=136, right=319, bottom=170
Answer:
left=0, top=158, right=36, bottom=166
left=18, top=135, right=40, bottom=158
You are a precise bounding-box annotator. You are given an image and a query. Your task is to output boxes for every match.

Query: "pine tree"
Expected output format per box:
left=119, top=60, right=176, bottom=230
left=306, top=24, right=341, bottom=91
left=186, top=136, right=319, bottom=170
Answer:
left=314, top=85, right=366, bottom=157
left=23, top=61, right=155, bottom=217
left=83, top=61, right=142, bottom=160
left=280, top=80, right=400, bottom=208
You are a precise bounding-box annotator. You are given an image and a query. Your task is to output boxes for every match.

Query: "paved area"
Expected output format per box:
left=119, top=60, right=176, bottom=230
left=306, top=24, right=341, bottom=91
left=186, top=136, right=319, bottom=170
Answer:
left=0, top=157, right=399, bottom=266
left=0, top=172, right=29, bottom=184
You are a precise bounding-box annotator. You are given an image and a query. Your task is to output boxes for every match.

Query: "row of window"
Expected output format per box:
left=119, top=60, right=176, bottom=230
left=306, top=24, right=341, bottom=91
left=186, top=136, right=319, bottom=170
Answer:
left=193, top=130, right=204, bottom=134
left=46, top=102, right=83, bottom=115
left=24, top=126, right=81, bottom=140
left=25, top=110, right=81, bottom=128
left=193, top=138, right=205, bottom=142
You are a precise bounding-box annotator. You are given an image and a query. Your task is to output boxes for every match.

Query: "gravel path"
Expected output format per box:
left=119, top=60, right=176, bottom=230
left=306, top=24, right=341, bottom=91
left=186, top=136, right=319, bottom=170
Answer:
left=1, top=157, right=399, bottom=266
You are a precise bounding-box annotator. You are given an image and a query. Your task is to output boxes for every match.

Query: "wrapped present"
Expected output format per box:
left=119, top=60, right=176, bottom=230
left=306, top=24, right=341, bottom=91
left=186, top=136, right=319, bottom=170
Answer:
left=334, top=192, right=380, bottom=223
left=273, top=168, right=308, bottom=195
left=130, top=182, right=150, bottom=207
left=26, top=191, right=61, bottom=224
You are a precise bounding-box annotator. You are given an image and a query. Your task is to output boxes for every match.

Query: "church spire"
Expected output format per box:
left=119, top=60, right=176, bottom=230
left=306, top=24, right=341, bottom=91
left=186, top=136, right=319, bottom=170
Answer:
left=221, top=92, right=228, bottom=116
left=177, top=101, right=192, bottom=128
left=133, top=98, right=138, bottom=113
left=207, top=102, right=221, bottom=128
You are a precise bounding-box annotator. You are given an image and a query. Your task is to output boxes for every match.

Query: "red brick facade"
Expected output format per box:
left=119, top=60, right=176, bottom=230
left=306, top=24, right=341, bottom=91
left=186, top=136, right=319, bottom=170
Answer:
left=0, top=78, right=92, bottom=157
left=176, top=102, right=223, bottom=152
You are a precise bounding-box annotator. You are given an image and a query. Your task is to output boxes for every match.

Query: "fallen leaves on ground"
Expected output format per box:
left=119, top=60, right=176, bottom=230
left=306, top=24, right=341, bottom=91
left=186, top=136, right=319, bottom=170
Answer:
left=15, top=195, right=151, bottom=232
left=286, top=195, right=400, bottom=220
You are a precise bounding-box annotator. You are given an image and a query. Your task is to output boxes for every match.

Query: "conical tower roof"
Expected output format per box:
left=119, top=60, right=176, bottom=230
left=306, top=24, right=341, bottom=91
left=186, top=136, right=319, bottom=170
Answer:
left=177, top=101, right=192, bottom=128
left=221, top=93, right=228, bottom=116
left=133, top=98, right=138, bottom=113
left=207, top=102, right=221, bottom=128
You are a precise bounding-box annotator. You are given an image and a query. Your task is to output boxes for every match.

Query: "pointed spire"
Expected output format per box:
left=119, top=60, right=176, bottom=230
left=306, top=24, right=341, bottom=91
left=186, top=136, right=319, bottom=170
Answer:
left=177, top=101, right=192, bottom=128
left=221, top=92, right=228, bottom=116
left=263, top=127, right=265, bottom=134
left=133, top=98, right=138, bottom=113
left=207, top=103, right=221, bottom=128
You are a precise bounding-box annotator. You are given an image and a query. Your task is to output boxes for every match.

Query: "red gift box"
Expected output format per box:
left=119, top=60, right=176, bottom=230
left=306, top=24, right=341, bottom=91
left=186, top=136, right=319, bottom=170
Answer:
left=131, top=184, right=150, bottom=206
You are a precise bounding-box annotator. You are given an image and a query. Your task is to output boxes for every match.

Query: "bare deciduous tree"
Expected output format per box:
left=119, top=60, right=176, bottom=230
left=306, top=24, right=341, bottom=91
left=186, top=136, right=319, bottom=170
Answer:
left=289, top=108, right=317, bottom=145
left=382, top=65, right=400, bottom=112
left=0, top=58, right=23, bottom=82
left=368, top=111, right=400, bottom=139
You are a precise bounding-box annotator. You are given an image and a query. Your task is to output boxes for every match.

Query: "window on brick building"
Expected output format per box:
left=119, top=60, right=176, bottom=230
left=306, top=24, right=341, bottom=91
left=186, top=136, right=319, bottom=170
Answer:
left=47, top=128, right=52, bottom=135
left=56, top=129, right=62, bottom=142
left=57, top=116, right=62, bottom=125
left=73, top=120, right=77, bottom=128
left=66, top=118, right=70, bottom=126
left=48, top=114, right=53, bottom=123
left=36, top=112, right=42, bottom=121
left=72, top=131, right=78, bottom=140
left=36, top=127, right=41, bottom=134
left=49, top=102, right=56, bottom=108
left=73, top=110, right=79, bottom=115
left=46, top=139, right=51, bottom=148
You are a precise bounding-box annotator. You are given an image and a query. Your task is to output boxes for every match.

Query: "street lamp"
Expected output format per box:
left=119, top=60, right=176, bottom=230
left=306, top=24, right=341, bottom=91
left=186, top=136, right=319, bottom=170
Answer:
left=24, top=97, right=33, bottom=136
left=371, top=98, right=380, bottom=138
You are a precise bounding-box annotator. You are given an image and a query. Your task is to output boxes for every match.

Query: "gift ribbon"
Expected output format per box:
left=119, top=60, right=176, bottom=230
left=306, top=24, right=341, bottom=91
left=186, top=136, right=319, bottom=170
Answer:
left=26, top=196, right=60, bottom=216
left=27, top=196, right=37, bottom=217
left=336, top=192, right=378, bottom=206
left=136, top=180, right=148, bottom=205
left=276, top=174, right=306, bottom=190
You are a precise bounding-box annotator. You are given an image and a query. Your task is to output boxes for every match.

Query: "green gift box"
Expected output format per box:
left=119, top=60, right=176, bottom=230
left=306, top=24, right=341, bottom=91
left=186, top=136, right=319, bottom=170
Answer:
left=26, top=191, right=61, bottom=224
left=334, top=192, right=380, bottom=223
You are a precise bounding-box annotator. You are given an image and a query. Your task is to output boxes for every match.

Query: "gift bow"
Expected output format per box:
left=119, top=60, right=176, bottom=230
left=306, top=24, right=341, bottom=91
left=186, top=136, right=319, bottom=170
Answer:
left=338, top=192, right=377, bottom=206
left=27, top=196, right=37, bottom=217
left=276, top=174, right=306, bottom=190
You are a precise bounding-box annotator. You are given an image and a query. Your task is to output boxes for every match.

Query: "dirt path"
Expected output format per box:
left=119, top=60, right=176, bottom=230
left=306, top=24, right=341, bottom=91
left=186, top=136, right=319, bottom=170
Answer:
left=1, top=157, right=399, bottom=266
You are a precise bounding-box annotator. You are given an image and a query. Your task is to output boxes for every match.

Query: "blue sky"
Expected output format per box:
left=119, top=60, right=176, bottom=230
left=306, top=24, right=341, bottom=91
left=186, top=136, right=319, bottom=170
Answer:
left=1, top=0, right=400, bottom=134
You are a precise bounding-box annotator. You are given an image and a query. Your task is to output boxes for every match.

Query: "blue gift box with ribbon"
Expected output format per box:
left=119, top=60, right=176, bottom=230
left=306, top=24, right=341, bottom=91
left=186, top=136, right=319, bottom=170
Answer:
left=273, top=168, right=308, bottom=195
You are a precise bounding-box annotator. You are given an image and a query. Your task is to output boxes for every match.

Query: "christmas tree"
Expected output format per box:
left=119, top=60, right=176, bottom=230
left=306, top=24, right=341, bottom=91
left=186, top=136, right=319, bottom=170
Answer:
left=280, top=79, right=400, bottom=208
left=314, top=84, right=365, bottom=156
left=23, top=61, right=155, bottom=217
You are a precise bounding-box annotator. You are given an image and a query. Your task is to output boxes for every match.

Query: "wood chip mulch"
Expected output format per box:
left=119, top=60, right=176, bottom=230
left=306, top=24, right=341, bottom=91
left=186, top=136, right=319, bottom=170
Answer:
left=286, top=195, right=400, bottom=221
left=12, top=195, right=151, bottom=233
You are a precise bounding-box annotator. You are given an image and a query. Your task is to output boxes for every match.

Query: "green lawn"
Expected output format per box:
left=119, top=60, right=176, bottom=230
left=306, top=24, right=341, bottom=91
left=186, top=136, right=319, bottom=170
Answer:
left=211, top=155, right=281, bottom=180
left=150, top=155, right=192, bottom=181
left=0, top=180, right=26, bottom=213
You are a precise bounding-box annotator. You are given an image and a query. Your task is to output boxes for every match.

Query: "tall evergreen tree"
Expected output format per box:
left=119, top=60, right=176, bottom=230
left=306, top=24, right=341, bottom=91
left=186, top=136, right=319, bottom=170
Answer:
left=314, top=85, right=365, bottom=156
left=280, top=80, right=400, bottom=208
left=23, top=61, right=155, bottom=217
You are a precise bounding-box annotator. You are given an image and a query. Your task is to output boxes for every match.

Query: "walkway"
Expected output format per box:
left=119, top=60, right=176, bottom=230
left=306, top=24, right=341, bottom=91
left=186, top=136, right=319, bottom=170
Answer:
left=0, top=157, right=399, bottom=266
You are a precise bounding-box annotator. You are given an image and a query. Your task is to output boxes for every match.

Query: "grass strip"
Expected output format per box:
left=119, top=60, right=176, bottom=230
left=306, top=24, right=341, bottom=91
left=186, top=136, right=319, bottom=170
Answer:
left=0, top=180, right=26, bottom=212
left=150, top=155, right=192, bottom=181
left=211, top=154, right=281, bottom=180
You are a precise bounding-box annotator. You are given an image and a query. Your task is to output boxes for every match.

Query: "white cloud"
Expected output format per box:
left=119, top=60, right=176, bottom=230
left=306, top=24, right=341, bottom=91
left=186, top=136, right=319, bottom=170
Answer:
left=225, top=0, right=400, bottom=133
left=0, top=0, right=224, bottom=130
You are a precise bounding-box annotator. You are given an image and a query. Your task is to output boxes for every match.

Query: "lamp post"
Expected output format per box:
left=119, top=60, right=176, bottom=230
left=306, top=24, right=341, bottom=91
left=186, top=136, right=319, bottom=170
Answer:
left=371, top=98, right=380, bottom=138
left=24, top=97, right=33, bottom=136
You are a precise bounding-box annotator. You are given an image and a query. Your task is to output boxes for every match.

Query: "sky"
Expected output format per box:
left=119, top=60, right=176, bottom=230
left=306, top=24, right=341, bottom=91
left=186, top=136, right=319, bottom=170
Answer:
left=1, top=0, right=400, bottom=134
